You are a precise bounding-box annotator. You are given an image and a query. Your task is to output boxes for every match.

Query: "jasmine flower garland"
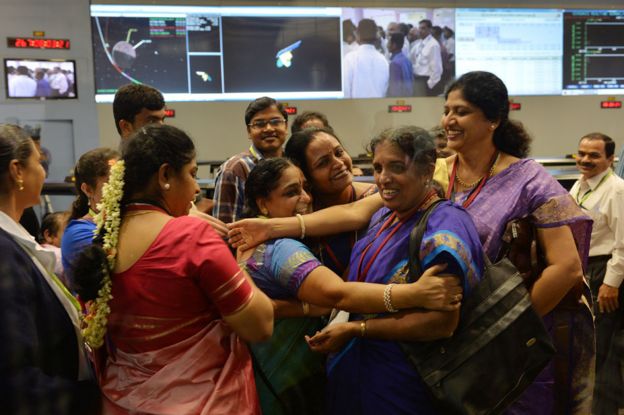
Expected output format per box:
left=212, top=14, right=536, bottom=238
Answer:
left=82, top=160, right=125, bottom=348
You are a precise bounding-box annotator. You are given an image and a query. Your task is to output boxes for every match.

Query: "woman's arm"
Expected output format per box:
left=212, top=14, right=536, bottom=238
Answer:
left=228, top=193, right=384, bottom=250
left=306, top=303, right=460, bottom=353
left=222, top=271, right=274, bottom=342
left=272, top=299, right=331, bottom=318
left=531, top=225, right=584, bottom=316
left=296, top=264, right=462, bottom=313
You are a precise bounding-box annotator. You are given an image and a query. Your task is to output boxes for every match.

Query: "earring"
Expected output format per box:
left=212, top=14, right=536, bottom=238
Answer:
left=164, top=183, right=171, bottom=190
left=490, top=124, right=496, bottom=130
left=261, top=208, right=269, bottom=216
left=17, top=179, right=24, bottom=191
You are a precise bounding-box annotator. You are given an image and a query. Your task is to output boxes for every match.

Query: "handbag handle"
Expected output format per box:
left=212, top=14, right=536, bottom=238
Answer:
left=408, top=199, right=445, bottom=280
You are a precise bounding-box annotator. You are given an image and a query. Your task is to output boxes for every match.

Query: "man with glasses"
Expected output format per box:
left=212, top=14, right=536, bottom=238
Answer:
left=212, top=96, right=288, bottom=223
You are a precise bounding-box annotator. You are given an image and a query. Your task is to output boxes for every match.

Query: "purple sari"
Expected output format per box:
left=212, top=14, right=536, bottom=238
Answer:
left=326, top=200, right=484, bottom=415
left=451, top=159, right=594, bottom=415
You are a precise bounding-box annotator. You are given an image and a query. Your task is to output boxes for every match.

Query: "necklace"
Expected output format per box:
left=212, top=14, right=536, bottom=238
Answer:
left=446, top=151, right=500, bottom=208
left=454, top=152, right=500, bottom=189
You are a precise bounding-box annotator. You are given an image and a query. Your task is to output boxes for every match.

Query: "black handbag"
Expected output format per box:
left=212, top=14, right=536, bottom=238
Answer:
left=400, top=201, right=556, bottom=415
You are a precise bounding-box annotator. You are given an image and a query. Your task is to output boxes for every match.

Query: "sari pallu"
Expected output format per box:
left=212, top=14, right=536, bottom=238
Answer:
left=101, top=316, right=259, bottom=415
left=244, top=238, right=326, bottom=415
left=449, top=158, right=594, bottom=415
left=327, top=201, right=483, bottom=415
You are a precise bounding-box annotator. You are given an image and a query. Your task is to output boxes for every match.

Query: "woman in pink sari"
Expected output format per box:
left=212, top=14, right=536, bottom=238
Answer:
left=73, top=124, right=273, bottom=414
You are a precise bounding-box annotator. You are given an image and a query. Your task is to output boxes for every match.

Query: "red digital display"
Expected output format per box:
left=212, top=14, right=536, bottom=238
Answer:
left=600, top=101, right=622, bottom=109
left=284, top=106, right=298, bottom=115
left=164, top=109, right=176, bottom=118
left=7, top=37, right=70, bottom=49
left=388, top=105, right=412, bottom=113
left=509, top=102, right=522, bottom=111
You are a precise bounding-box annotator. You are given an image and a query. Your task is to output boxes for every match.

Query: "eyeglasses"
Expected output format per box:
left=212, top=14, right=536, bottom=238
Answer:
left=248, top=118, right=286, bottom=129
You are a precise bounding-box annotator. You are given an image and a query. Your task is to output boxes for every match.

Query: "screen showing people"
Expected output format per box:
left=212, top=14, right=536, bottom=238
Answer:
left=5, top=59, right=77, bottom=99
left=90, top=4, right=624, bottom=101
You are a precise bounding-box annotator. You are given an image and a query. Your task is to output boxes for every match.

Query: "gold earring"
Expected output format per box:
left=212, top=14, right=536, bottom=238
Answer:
left=164, top=183, right=171, bottom=190
left=17, top=179, right=24, bottom=191
left=261, top=208, right=268, bottom=216
left=490, top=124, right=496, bottom=130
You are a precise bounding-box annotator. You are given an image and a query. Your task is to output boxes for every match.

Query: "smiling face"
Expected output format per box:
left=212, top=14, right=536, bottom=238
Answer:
left=18, top=142, right=46, bottom=209
left=256, top=165, right=312, bottom=219
left=372, top=140, right=431, bottom=218
left=247, top=105, right=288, bottom=157
left=164, top=159, right=200, bottom=217
left=442, top=89, right=497, bottom=154
left=305, top=132, right=353, bottom=196
left=576, top=138, right=613, bottom=180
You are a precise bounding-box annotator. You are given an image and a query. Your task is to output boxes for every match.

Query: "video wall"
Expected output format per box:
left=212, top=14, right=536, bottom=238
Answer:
left=90, top=5, right=624, bottom=102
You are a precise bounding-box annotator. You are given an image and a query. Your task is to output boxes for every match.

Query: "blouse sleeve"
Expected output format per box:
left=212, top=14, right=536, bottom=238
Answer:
left=419, top=205, right=484, bottom=291
left=269, top=238, right=322, bottom=297
left=188, top=219, right=253, bottom=316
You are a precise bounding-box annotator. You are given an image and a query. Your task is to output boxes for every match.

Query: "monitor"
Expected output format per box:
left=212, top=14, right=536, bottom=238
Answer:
left=91, top=5, right=342, bottom=102
left=5, top=58, right=77, bottom=99
left=562, top=10, right=624, bottom=95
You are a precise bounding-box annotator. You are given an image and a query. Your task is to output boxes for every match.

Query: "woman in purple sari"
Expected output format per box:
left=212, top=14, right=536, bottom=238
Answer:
left=439, top=71, right=594, bottom=414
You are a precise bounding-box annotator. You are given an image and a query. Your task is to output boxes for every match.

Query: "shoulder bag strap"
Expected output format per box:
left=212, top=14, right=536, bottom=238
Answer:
left=408, top=199, right=445, bottom=280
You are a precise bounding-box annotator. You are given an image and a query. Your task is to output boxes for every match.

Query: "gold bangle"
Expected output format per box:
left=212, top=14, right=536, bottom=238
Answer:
left=360, top=320, right=367, bottom=338
left=296, top=213, right=306, bottom=239
left=301, top=301, right=310, bottom=316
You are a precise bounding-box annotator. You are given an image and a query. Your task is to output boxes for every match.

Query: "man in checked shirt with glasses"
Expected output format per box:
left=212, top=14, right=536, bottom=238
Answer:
left=213, top=96, right=289, bottom=223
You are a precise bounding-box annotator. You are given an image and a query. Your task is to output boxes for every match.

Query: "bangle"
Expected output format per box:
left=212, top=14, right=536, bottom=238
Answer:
left=301, top=301, right=310, bottom=316
left=296, top=213, right=306, bottom=239
left=360, top=320, right=367, bottom=338
left=384, top=284, right=398, bottom=313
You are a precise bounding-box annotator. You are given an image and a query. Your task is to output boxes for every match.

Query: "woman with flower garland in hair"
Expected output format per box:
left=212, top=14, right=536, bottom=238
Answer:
left=285, top=127, right=376, bottom=277
left=0, top=124, right=100, bottom=414
left=73, top=124, right=274, bottom=414
left=61, top=147, right=119, bottom=291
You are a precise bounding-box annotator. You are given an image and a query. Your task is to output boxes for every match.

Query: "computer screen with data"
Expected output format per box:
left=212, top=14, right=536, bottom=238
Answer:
left=562, top=10, right=624, bottom=95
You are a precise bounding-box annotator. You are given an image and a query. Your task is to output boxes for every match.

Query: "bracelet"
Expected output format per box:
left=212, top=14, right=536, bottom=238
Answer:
left=301, top=301, right=310, bottom=316
left=296, top=213, right=306, bottom=239
left=360, top=320, right=367, bottom=338
left=384, top=284, right=399, bottom=313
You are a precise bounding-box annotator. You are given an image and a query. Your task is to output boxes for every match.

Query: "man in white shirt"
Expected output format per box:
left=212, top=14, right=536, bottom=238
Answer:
left=409, top=19, right=443, bottom=96
left=8, top=66, right=37, bottom=97
left=343, top=18, right=389, bottom=99
left=49, top=67, right=69, bottom=97
left=569, top=132, right=624, bottom=415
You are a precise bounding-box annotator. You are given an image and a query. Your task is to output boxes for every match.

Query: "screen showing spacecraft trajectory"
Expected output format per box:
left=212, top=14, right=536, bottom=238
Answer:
left=91, top=5, right=343, bottom=102
left=91, top=5, right=624, bottom=102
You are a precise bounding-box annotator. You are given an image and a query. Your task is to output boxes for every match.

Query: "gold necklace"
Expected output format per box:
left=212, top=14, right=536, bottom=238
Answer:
left=455, top=152, right=500, bottom=189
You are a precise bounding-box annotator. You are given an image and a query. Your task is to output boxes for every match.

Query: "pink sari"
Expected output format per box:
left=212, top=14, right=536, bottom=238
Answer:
left=101, top=319, right=259, bottom=415
left=98, top=216, right=260, bottom=414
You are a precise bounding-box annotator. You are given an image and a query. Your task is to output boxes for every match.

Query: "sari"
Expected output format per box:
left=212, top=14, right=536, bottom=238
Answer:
left=100, top=216, right=259, bottom=415
left=448, top=158, right=594, bottom=415
left=317, top=184, right=377, bottom=277
left=244, top=238, right=326, bottom=415
left=326, top=200, right=484, bottom=415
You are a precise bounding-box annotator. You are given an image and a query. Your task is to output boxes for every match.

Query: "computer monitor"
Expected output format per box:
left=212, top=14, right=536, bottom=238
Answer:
left=5, top=58, right=77, bottom=99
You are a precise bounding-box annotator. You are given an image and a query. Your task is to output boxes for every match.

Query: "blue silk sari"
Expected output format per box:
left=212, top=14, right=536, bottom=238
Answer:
left=244, top=238, right=326, bottom=415
left=326, top=200, right=484, bottom=415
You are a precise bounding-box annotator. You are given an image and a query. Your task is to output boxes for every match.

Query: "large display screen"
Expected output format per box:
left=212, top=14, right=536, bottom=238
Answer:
left=91, top=5, right=624, bottom=101
left=5, top=59, right=77, bottom=99
left=563, top=10, right=624, bottom=95
left=91, top=5, right=342, bottom=102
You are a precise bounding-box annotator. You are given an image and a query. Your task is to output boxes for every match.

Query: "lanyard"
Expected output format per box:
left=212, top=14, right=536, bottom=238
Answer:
left=576, top=170, right=612, bottom=207
left=320, top=184, right=357, bottom=275
left=446, top=152, right=499, bottom=209
left=356, top=190, right=437, bottom=282
left=249, top=145, right=261, bottom=160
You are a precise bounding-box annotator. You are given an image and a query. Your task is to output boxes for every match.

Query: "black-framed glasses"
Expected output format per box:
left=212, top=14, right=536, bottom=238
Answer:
left=248, top=118, right=286, bottom=129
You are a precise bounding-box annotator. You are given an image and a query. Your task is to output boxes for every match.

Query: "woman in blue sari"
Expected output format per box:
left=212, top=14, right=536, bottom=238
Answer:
left=239, top=156, right=464, bottom=415
left=303, top=126, right=485, bottom=414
